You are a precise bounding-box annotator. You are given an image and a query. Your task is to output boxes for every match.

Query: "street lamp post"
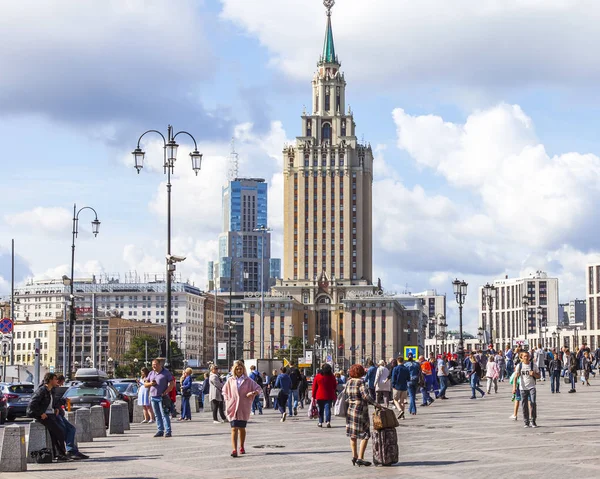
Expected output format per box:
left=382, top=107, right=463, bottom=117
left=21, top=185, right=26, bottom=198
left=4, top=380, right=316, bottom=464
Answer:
left=556, top=326, right=562, bottom=349
left=68, top=204, right=101, bottom=379
left=483, top=283, right=497, bottom=348
left=438, top=315, right=447, bottom=355
left=107, top=357, right=114, bottom=378
left=228, top=261, right=248, bottom=365
left=477, top=328, right=484, bottom=350
left=253, top=225, right=271, bottom=359
left=452, top=278, right=468, bottom=367
left=522, top=296, right=529, bottom=341
left=536, top=306, right=543, bottom=348
left=132, top=125, right=202, bottom=368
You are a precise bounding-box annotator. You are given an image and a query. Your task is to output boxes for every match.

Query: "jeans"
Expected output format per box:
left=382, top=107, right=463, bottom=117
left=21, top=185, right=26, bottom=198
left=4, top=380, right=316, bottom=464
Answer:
left=40, top=415, right=66, bottom=456
left=287, top=389, right=299, bottom=414
left=438, top=376, right=449, bottom=398
left=551, top=370, right=560, bottom=393
left=57, top=415, right=78, bottom=453
left=570, top=372, right=576, bottom=389
left=316, top=399, right=332, bottom=423
left=539, top=367, right=546, bottom=380
left=407, top=381, right=417, bottom=414
left=151, top=397, right=171, bottom=434
left=211, top=399, right=226, bottom=422
left=181, top=396, right=191, bottom=420
left=368, top=387, right=376, bottom=401
left=521, top=388, right=537, bottom=424
left=506, top=360, right=514, bottom=377
left=252, top=395, right=263, bottom=413
left=499, top=365, right=507, bottom=381
left=470, top=373, right=485, bottom=397
left=278, top=392, right=289, bottom=414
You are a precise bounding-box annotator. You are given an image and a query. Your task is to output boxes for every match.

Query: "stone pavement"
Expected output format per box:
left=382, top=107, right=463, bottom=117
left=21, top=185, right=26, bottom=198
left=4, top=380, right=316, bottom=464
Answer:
left=3, top=379, right=600, bottom=479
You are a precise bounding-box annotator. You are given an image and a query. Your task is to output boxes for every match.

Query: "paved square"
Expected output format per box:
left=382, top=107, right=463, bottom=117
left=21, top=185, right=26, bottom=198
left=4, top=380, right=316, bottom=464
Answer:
left=3, top=380, right=600, bottom=478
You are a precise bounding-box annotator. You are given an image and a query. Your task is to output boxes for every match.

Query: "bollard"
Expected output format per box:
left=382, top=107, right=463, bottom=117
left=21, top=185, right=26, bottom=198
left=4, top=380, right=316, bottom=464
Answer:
left=74, top=408, right=93, bottom=443
left=132, top=402, right=145, bottom=423
left=203, top=394, right=210, bottom=413
left=114, top=401, right=130, bottom=431
left=0, top=424, right=27, bottom=472
left=108, top=403, right=125, bottom=435
left=175, top=395, right=182, bottom=416
left=191, top=394, right=200, bottom=413
left=90, top=406, right=107, bottom=438
left=26, top=421, right=52, bottom=464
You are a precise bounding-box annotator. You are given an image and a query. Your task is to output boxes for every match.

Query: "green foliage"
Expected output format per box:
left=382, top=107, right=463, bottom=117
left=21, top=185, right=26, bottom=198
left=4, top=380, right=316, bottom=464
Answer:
left=120, top=335, right=184, bottom=376
left=273, top=336, right=304, bottom=365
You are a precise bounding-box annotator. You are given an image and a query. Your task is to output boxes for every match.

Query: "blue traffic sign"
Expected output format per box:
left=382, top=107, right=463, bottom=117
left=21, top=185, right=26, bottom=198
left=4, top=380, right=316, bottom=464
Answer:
left=0, top=318, right=13, bottom=334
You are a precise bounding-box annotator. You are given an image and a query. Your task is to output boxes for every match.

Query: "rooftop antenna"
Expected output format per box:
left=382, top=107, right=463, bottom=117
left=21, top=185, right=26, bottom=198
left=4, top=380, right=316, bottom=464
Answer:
left=227, top=137, right=239, bottom=181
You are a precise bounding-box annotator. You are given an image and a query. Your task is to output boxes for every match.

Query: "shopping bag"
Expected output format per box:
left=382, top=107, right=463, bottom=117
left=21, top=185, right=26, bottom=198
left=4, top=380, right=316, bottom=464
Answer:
left=308, top=399, right=319, bottom=419
left=333, top=384, right=349, bottom=417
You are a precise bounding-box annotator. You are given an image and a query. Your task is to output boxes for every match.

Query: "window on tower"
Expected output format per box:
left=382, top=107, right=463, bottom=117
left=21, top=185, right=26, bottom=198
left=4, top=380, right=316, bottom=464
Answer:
left=341, top=119, right=346, bottom=137
left=336, top=87, right=341, bottom=112
left=322, top=123, right=331, bottom=142
left=325, top=87, right=330, bottom=111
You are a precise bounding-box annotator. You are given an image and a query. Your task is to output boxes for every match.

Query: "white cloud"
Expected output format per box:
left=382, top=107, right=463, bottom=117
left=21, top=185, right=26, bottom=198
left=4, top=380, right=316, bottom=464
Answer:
left=220, top=0, right=600, bottom=90
left=4, top=207, right=71, bottom=236
left=393, top=104, right=600, bottom=251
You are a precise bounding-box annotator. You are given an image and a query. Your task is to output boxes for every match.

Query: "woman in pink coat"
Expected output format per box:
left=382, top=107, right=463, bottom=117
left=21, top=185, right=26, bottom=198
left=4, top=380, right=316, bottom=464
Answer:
left=222, top=360, right=262, bottom=457
left=485, top=355, right=500, bottom=394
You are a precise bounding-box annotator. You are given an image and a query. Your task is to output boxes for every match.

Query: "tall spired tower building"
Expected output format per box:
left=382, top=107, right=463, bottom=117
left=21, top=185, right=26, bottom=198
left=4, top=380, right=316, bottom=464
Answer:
left=283, top=0, right=373, bottom=283
left=243, top=1, right=409, bottom=366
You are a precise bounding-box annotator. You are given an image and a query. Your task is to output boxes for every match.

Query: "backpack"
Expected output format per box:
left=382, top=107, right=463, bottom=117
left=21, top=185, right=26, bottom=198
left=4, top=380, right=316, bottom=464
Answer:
left=251, top=371, right=263, bottom=386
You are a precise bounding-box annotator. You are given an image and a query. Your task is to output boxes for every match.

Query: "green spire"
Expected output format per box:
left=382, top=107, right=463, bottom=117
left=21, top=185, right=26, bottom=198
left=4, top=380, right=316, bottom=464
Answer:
left=321, top=2, right=337, bottom=63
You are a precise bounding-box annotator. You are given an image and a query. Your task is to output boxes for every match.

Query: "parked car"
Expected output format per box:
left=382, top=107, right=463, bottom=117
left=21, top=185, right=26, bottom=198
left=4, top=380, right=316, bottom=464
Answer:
left=111, top=381, right=138, bottom=421
left=0, top=382, right=35, bottom=421
left=61, top=368, right=128, bottom=426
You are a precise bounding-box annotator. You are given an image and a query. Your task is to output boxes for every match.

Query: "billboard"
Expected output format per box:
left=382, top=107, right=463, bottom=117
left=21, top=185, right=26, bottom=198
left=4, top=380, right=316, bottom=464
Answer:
left=217, top=342, right=227, bottom=360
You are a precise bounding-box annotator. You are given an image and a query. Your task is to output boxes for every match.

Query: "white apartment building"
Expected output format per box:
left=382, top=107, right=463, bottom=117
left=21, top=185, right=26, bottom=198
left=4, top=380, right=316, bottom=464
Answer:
left=413, top=289, right=446, bottom=339
left=12, top=274, right=209, bottom=369
left=478, top=271, right=559, bottom=350
left=585, top=264, right=600, bottom=350
left=13, top=320, right=59, bottom=369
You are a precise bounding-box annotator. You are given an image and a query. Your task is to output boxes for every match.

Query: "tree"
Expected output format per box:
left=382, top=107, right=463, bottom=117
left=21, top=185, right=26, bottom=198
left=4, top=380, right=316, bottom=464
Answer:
left=121, top=335, right=185, bottom=376
left=274, top=336, right=305, bottom=366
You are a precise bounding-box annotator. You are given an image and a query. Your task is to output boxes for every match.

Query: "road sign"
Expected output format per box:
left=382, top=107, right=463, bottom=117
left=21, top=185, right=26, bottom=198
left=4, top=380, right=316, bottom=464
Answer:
left=0, top=318, right=13, bottom=334
left=404, top=345, right=418, bottom=360
left=1, top=341, right=9, bottom=357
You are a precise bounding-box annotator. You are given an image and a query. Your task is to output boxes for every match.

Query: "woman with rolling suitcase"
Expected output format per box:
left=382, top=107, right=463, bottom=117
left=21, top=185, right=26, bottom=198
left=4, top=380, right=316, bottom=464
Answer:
left=345, top=364, right=382, bottom=467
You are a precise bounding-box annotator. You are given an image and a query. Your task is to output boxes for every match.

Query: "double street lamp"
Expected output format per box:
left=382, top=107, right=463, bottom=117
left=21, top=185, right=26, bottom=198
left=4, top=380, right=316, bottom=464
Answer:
left=452, top=278, right=468, bottom=367
left=436, top=314, right=447, bottom=355
left=477, top=327, right=484, bottom=350
left=483, top=283, right=497, bottom=348
left=68, top=204, right=101, bottom=379
left=537, top=306, right=544, bottom=348
left=132, top=125, right=202, bottom=368
left=552, top=325, right=562, bottom=349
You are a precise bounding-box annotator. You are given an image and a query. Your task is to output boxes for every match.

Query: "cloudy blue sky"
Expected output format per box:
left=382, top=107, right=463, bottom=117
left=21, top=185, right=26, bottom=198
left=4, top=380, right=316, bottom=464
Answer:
left=2, top=0, right=600, bottom=332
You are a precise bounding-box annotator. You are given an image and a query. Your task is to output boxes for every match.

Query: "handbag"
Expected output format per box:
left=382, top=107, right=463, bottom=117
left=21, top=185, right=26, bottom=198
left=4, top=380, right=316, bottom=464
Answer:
left=161, top=394, right=173, bottom=412
left=563, top=375, right=571, bottom=384
left=372, top=407, right=399, bottom=430
left=30, top=448, right=53, bottom=464
left=308, top=399, right=319, bottom=419
left=182, top=389, right=192, bottom=398
left=269, top=388, right=281, bottom=398
left=333, top=383, right=349, bottom=417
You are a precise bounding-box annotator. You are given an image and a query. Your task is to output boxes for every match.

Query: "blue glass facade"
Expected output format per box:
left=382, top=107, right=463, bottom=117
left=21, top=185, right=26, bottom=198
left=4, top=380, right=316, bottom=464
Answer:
left=223, top=179, right=268, bottom=232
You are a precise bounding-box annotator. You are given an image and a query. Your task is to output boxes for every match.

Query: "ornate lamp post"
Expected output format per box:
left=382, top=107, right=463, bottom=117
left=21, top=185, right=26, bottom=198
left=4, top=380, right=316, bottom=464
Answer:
left=522, top=296, right=529, bottom=341
left=68, top=204, right=101, bottom=380
left=483, top=283, right=497, bottom=347
left=107, top=357, right=114, bottom=378
left=132, top=125, right=202, bottom=368
left=452, top=279, right=468, bottom=367
left=438, top=315, right=447, bottom=355
left=477, top=328, right=484, bottom=350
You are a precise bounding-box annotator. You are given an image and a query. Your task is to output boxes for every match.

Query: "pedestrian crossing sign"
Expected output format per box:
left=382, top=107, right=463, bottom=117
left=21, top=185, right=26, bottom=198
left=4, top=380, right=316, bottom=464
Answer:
left=404, top=346, right=418, bottom=360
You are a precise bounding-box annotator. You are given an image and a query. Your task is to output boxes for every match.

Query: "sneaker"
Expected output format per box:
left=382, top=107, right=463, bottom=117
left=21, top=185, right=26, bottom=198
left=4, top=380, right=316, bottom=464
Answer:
left=531, top=422, right=538, bottom=428
left=509, top=415, right=517, bottom=420
left=524, top=423, right=530, bottom=428
left=317, top=423, right=322, bottom=427
left=231, top=450, right=238, bottom=458
left=251, top=411, right=256, bottom=415
left=481, top=392, right=485, bottom=398
left=293, top=408, right=298, bottom=416
left=469, top=396, right=476, bottom=399
left=148, top=419, right=154, bottom=423
left=239, top=447, right=245, bottom=454
left=154, top=432, right=164, bottom=437
left=326, top=422, right=331, bottom=428
left=259, top=411, right=263, bottom=415
left=281, top=412, right=287, bottom=422
left=141, top=419, right=148, bottom=424
left=165, top=432, right=172, bottom=438
left=213, top=421, right=221, bottom=424
left=66, top=452, right=83, bottom=460
left=55, top=454, right=72, bottom=462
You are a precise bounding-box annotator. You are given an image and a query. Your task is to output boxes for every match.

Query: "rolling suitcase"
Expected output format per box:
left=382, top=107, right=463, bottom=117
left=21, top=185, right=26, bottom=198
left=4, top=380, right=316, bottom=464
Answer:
left=372, top=427, right=399, bottom=466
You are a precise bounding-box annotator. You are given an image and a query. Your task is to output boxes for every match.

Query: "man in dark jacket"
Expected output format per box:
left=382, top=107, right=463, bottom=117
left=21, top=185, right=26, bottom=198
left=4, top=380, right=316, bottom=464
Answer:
left=27, top=373, right=69, bottom=461
left=287, top=362, right=302, bottom=416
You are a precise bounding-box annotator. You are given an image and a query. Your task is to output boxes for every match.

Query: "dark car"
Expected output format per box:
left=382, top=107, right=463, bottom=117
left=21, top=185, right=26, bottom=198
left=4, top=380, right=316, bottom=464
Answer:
left=111, top=381, right=138, bottom=421
left=62, top=381, right=123, bottom=426
left=0, top=383, right=35, bottom=420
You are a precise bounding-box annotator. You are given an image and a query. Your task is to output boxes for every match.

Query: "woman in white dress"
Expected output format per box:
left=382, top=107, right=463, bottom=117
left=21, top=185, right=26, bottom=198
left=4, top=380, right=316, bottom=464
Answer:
left=137, top=367, right=155, bottom=423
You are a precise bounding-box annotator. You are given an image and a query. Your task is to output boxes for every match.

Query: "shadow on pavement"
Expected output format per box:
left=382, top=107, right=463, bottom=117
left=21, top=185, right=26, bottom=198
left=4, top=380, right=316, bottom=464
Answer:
left=89, top=454, right=161, bottom=463
left=263, top=450, right=347, bottom=455
left=396, top=460, right=476, bottom=467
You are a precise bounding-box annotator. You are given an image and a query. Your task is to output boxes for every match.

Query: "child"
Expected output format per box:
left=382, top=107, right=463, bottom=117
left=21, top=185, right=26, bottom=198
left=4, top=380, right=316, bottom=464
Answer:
left=512, top=351, right=540, bottom=427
